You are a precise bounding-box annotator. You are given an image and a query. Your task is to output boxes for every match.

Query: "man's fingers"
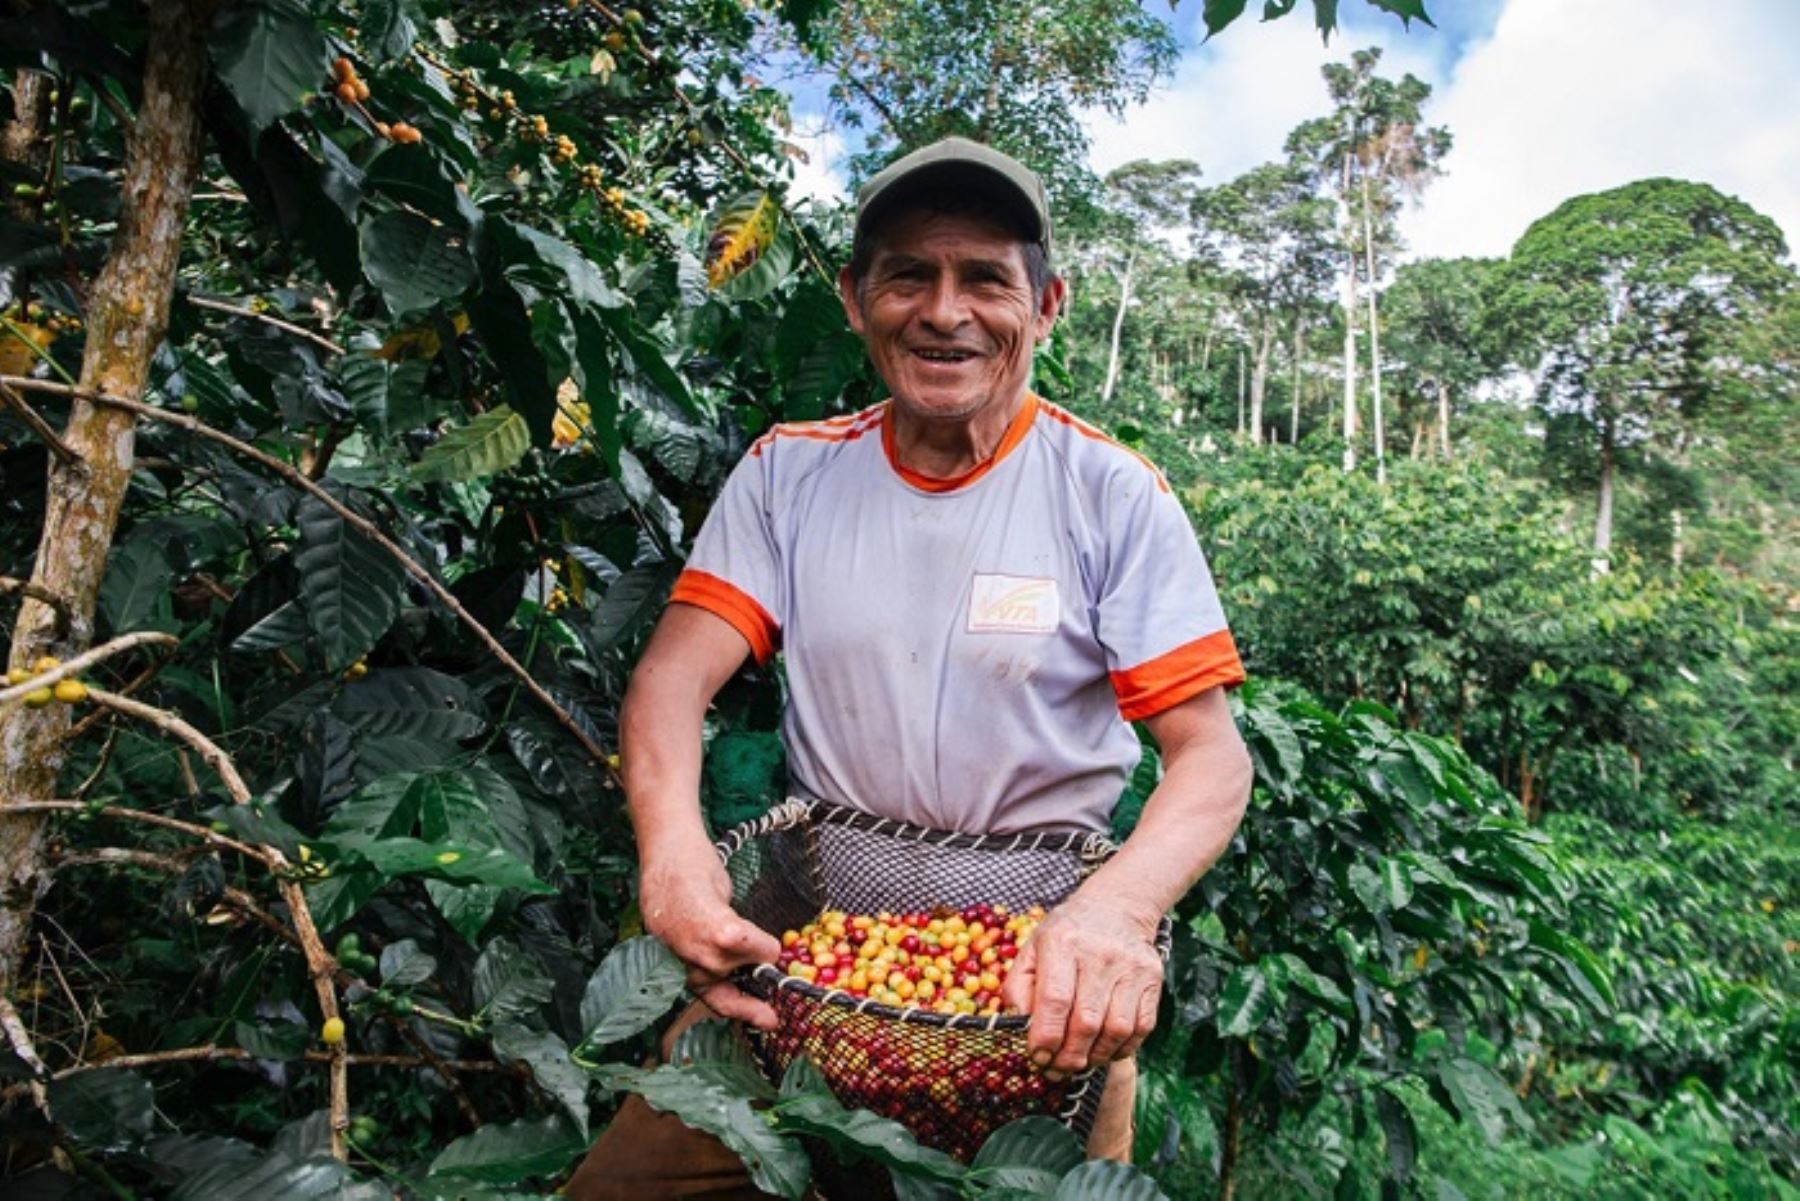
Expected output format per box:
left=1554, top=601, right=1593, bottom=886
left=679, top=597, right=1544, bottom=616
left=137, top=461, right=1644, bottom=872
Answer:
left=719, top=916, right=782, bottom=966
left=1000, top=937, right=1037, bottom=1014
left=1050, top=968, right=1110, bottom=1074
left=1114, top=979, right=1162, bottom=1062
left=696, top=980, right=778, bottom=1031
left=1026, top=945, right=1077, bottom=1068
left=1088, top=975, right=1152, bottom=1067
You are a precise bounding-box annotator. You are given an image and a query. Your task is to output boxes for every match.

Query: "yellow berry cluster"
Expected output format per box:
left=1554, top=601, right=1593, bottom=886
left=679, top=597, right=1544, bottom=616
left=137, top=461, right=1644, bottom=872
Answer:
left=330, top=56, right=420, bottom=143
left=5, top=656, right=87, bottom=708
left=779, top=903, right=1043, bottom=1017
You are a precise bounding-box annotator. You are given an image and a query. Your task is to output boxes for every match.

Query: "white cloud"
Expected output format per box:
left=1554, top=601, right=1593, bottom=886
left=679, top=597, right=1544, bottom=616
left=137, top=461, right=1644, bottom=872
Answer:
left=1404, top=0, right=1800, bottom=260
left=777, top=116, right=850, bottom=206
left=1084, top=0, right=1800, bottom=262
left=1084, top=15, right=1443, bottom=190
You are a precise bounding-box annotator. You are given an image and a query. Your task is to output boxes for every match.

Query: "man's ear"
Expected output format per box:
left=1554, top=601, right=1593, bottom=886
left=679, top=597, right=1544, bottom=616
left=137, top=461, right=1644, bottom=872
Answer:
left=1035, top=276, right=1067, bottom=339
left=838, top=267, right=866, bottom=335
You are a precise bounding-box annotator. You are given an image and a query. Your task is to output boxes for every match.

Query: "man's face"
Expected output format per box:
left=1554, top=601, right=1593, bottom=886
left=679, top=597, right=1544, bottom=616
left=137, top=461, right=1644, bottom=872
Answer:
left=839, top=208, right=1062, bottom=425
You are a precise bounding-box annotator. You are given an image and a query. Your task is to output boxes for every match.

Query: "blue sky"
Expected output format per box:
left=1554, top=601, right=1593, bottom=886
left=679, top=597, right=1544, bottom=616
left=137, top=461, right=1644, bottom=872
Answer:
left=783, top=0, right=1800, bottom=262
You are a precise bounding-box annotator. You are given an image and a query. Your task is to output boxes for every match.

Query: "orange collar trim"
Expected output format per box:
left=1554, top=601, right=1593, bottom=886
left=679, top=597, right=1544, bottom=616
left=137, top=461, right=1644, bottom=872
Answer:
left=882, top=392, right=1040, bottom=494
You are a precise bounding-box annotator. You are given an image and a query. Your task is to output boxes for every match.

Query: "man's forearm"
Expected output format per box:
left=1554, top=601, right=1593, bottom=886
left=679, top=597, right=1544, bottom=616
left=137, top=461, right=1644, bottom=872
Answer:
left=1075, top=704, right=1253, bottom=930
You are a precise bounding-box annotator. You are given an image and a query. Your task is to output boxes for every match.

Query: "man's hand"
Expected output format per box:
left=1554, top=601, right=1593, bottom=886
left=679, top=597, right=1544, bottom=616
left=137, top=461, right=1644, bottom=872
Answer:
left=639, top=843, right=782, bottom=1031
left=999, top=892, right=1163, bottom=1075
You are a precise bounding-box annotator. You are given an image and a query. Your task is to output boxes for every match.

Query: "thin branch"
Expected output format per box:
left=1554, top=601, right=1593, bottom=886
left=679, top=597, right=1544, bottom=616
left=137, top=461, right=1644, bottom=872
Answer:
left=66, top=658, right=164, bottom=742
left=0, top=993, right=52, bottom=1113
left=87, top=687, right=250, bottom=802
left=0, top=800, right=274, bottom=868
left=0, top=575, right=71, bottom=639
left=0, top=381, right=82, bottom=468
left=8, top=1044, right=508, bottom=1084
left=187, top=296, right=345, bottom=357
left=0, top=631, right=176, bottom=706
left=0, top=375, right=617, bottom=778
left=394, top=1021, right=484, bottom=1128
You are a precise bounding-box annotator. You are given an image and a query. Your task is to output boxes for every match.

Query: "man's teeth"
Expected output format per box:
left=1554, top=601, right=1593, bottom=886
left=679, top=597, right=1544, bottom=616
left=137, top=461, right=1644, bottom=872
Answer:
left=916, top=349, right=973, bottom=361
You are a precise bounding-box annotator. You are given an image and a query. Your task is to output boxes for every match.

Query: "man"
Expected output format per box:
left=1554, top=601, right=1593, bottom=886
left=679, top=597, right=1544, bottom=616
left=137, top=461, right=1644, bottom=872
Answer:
left=568, top=138, right=1252, bottom=1198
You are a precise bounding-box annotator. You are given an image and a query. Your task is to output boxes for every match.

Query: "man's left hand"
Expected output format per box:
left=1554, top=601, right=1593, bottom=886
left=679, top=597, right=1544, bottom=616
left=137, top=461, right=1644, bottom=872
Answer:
left=998, top=892, right=1163, bottom=1075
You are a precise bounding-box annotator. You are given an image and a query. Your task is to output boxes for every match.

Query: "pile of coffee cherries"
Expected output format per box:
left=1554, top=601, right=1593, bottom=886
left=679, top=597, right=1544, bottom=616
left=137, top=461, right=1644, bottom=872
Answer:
left=776, top=903, right=1044, bottom=1016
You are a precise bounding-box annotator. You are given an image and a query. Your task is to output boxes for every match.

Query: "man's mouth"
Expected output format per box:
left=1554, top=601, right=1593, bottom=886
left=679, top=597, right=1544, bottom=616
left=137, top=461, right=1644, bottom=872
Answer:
left=910, top=348, right=979, bottom=364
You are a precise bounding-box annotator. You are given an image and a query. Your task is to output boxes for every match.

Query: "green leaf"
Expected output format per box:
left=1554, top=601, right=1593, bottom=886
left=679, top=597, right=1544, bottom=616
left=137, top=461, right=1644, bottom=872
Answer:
left=492, top=1022, right=589, bottom=1135
left=333, top=667, right=487, bottom=742
left=360, top=210, right=477, bottom=317
left=171, top=1148, right=378, bottom=1201
left=1217, top=964, right=1281, bottom=1038
left=428, top=1114, right=586, bottom=1185
left=969, top=1116, right=1084, bottom=1191
left=590, top=562, right=677, bottom=650
left=48, top=1069, right=155, bottom=1151
left=361, top=0, right=419, bottom=63
left=378, top=938, right=437, bottom=988
left=236, top=1018, right=309, bottom=1062
left=670, top=1019, right=775, bottom=1101
left=1246, top=704, right=1305, bottom=785
left=343, top=838, right=547, bottom=892
left=1528, top=921, right=1615, bottom=1010
left=1201, top=0, right=1250, bottom=37
left=1374, top=1088, right=1417, bottom=1182
left=578, top=936, right=686, bottom=1048
left=412, top=406, right=530, bottom=483
left=473, top=938, right=555, bottom=1020
left=426, top=879, right=501, bottom=942
left=773, top=1059, right=964, bottom=1183
left=1349, top=860, right=1414, bottom=915
left=99, top=537, right=176, bottom=634
left=295, top=494, right=405, bottom=673
left=1054, top=1160, right=1170, bottom=1199
left=592, top=1064, right=810, bottom=1200
left=489, top=218, right=624, bottom=310
left=1434, top=1058, right=1523, bottom=1147
left=209, top=0, right=330, bottom=137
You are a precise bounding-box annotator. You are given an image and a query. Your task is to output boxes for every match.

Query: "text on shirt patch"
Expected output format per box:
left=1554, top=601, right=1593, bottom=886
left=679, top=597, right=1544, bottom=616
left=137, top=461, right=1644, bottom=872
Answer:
left=967, top=574, right=1059, bottom=634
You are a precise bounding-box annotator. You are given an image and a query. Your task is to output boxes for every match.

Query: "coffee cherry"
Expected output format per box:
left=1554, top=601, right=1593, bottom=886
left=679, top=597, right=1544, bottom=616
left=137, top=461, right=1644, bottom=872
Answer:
left=23, top=687, right=54, bottom=708
left=53, top=678, right=87, bottom=704
left=335, top=82, right=358, bottom=104
left=320, top=1017, right=346, bottom=1045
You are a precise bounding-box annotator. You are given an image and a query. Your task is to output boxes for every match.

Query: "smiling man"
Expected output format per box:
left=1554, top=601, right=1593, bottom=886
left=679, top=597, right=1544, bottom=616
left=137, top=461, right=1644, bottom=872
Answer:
left=568, top=138, right=1253, bottom=1198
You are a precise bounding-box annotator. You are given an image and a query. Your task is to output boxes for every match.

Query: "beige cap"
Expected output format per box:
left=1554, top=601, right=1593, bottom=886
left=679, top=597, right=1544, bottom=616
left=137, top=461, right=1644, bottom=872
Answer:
left=855, top=136, right=1052, bottom=252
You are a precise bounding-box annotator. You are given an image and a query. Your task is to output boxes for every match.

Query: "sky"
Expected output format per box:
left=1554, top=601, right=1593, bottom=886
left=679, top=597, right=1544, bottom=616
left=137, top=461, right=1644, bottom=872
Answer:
left=783, top=0, right=1800, bottom=263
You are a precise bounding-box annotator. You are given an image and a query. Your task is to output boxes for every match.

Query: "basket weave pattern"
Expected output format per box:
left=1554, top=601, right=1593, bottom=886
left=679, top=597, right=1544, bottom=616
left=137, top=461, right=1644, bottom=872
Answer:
left=714, top=799, right=1167, bottom=1162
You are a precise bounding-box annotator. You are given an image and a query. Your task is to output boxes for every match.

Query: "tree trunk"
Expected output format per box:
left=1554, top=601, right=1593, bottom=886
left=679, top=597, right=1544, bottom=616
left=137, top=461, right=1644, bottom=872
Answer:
left=1671, top=507, right=1684, bottom=578
left=1437, top=378, right=1452, bottom=459
left=1409, top=420, right=1423, bottom=459
left=1218, top=1047, right=1244, bottom=1201
left=3, top=70, right=53, bottom=219
left=1289, top=323, right=1304, bottom=445
left=1340, top=152, right=1358, bottom=473
left=1592, top=414, right=1615, bottom=568
left=1248, top=319, right=1274, bottom=445
left=0, top=0, right=209, bottom=985
left=1101, top=248, right=1135, bottom=405
left=1235, top=347, right=1246, bottom=440
left=1361, top=169, right=1388, bottom=484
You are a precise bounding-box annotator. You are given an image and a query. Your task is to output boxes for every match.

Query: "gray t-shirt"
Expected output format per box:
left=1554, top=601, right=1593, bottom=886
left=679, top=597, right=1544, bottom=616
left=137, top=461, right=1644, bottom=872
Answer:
left=670, top=392, right=1243, bottom=835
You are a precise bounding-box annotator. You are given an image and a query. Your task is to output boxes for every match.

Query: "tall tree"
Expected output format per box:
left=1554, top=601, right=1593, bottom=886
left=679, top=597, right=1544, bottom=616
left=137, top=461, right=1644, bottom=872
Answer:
left=1191, top=161, right=1335, bottom=444
left=1491, top=179, right=1794, bottom=560
left=1090, top=159, right=1202, bottom=405
left=814, top=0, right=1179, bottom=216
left=1382, top=256, right=1502, bottom=458
left=1287, top=47, right=1450, bottom=479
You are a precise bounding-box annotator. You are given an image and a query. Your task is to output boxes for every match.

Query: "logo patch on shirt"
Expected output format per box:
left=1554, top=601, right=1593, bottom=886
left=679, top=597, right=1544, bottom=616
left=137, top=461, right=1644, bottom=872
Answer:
left=968, top=574, right=1059, bottom=635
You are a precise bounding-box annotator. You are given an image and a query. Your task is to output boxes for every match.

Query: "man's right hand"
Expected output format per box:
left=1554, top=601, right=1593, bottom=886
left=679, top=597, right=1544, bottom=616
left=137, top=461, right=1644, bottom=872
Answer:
left=639, top=844, right=782, bottom=1031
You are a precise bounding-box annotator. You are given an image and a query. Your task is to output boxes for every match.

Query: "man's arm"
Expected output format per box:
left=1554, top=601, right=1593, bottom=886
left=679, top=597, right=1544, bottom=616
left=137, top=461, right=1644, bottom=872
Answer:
left=1000, top=685, right=1252, bottom=1073
left=624, top=604, right=782, bottom=1029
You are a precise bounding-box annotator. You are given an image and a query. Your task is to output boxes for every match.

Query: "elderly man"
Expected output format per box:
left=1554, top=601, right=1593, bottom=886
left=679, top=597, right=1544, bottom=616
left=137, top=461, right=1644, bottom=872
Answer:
left=567, top=138, right=1252, bottom=1198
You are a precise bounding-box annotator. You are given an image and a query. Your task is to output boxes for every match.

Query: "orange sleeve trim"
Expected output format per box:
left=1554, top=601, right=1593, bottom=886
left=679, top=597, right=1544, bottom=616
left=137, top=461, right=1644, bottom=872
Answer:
left=1110, top=628, right=1246, bottom=721
left=669, top=570, right=780, bottom=665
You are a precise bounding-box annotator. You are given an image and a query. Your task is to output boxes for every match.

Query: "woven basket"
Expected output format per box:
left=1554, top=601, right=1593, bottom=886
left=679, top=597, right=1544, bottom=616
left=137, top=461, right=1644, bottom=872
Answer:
left=714, top=798, right=1170, bottom=1163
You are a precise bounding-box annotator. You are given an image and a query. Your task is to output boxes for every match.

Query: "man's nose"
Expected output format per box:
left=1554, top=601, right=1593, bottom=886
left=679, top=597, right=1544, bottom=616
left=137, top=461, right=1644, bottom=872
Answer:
left=917, top=274, right=967, bottom=332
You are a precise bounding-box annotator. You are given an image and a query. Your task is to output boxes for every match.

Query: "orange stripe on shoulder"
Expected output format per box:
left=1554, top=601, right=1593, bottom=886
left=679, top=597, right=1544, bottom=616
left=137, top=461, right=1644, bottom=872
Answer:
left=668, top=569, right=780, bottom=665
left=1110, top=628, right=1246, bottom=721
left=750, top=404, right=886, bottom=457
left=1036, top=400, right=1170, bottom=492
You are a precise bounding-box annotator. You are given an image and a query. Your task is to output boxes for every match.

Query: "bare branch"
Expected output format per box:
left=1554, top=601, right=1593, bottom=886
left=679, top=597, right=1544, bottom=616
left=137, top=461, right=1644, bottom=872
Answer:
left=0, top=381, right=82, bottom=468
left=0, top=800, right=275, bottom=868
left=0, top=576, right=71, bottom=639
left=186, top=296, right=345, bottom=357
left=86, top=687, right=251, bottom=803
